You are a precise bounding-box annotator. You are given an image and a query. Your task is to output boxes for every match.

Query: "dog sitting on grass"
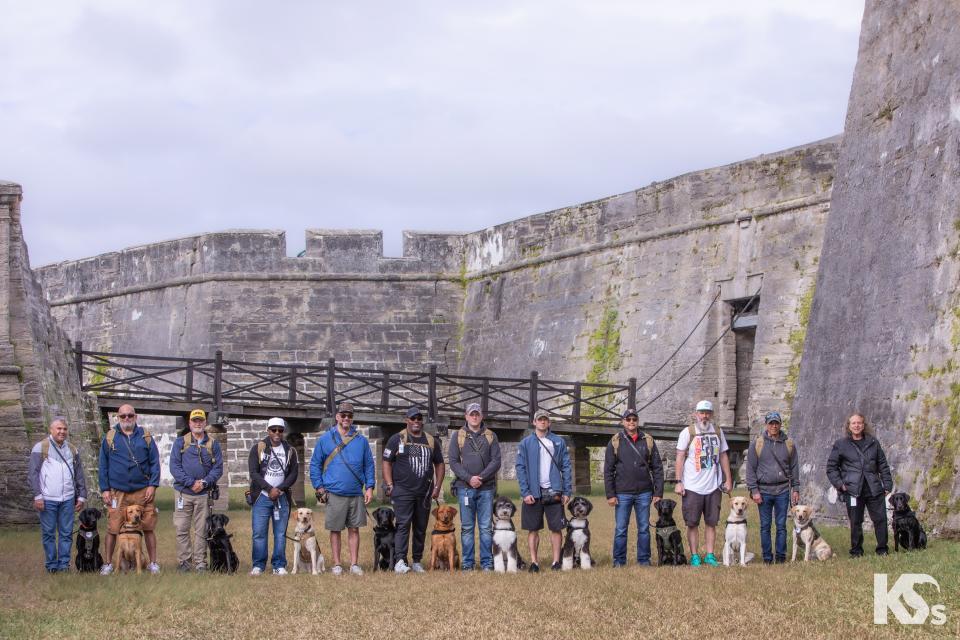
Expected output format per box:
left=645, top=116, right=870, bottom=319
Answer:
left=889, top=492, right=927, bottom=551
left=561, top=496, right=593, bottom=570
left=491, top=496, right=525, bottom=573
left=291, top=508, right=325, bottom=575
left=116, top=505, right=147, bottom=574
left=790, top=505, right=833, bottom=561
left=75, top=507, right=104, bottom=573
left=206, top=513, right=239, bottom=573
left=430, top=504, right=459, bottom=572
left=654, top=498, right=686, bottom=566
left=372, top=507, right=397, bottom=571
left=722, top=496, right=755, bottom=566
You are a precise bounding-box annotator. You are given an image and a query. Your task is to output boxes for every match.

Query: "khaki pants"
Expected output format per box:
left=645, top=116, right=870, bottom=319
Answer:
left=173, top=492, right=211, bottom=568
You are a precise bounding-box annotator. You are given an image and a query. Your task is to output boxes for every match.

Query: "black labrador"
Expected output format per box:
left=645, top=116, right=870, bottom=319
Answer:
left=206, top=513, right=239, bottom=573
left=890, top=492, right=927, bottom=551
left=371, top=507, right=396, bottom=571
left=654, top=498, right=687, bottom=566
left=75, top=507, right=104, bottom=572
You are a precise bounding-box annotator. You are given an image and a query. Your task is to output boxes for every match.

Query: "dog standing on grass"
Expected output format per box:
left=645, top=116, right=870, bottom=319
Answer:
left=722, top=496, right=755, bottom=566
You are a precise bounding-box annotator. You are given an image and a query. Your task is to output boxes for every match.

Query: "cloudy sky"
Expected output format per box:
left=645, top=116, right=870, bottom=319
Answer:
left=1, top=1, right=865, bottom=268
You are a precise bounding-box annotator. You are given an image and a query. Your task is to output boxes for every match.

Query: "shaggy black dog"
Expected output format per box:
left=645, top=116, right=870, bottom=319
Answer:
left=654, top=498, right=686, bottom=566
left=75, top=507, right=104, bottom=572
left=371, top=507, right=397, bottom=571
left=206, top=513, right=239, bottom=573
left=890, top=492, right=927, bottom=551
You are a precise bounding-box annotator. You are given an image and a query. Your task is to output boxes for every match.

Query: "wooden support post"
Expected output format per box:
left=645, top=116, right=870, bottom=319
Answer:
left=529, top=370, right=539, bottom=423
left=213, top=350, right=223, bottom=412
left=74, top=341, right=83, bottom=386
left=326, top=358, right=336, bottom=413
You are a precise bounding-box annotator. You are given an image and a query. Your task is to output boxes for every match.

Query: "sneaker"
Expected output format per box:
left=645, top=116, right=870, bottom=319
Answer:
left=177, top=562, right=191, bottom=573
left=350, top=564, right=363, bottom=576
left=690, top=554, right=702, bottom=567
left=528, top=563, right=540, bottom=573
left=637, top=561, right=652, bottom=567
left=331, top=565, right=343, bottom=576
left=148, top=562, right=161, bottom=575
left=394, top=559, right=410, bottom=574
left=703, top=553, right=719, bottom=567
left=99, top=563, right=113, bottom=576
left=763, top=559, right=773, bottom=565
left=481, top=567, right=492, bottom=573
left=273, top=567, right=288, bottom=575
left=195, top=565, right=207, bottom=573
left=411, top=562, right=426, bottom=574
left=249, top=567, right=263, bottom=576
left=550, top=561, right=561, bottom=571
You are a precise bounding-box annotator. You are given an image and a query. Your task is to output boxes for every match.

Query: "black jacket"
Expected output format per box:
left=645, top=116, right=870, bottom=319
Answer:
left=825, top=434, right=892, bottom=498
left=603, top=431, right=664, bottom=498
left=248, top=438, right=299, bottom=499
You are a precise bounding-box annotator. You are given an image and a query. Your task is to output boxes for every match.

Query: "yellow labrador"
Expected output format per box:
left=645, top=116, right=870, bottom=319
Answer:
left=722, top=496, right=754, bottom=566
left=790, top=505, right=833, bottom=561
left=291, top=508, right=325, bottom=575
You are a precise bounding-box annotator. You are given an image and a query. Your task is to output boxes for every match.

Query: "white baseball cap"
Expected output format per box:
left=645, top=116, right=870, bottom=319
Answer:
left=267, top=417, right=286, bottom=430
left=695, top=400, right=714, bottom=412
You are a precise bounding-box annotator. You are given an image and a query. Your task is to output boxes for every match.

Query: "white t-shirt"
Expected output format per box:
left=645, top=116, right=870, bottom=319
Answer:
left=676, top=423, right=729, bottom=495
left=537, top=435, right=555, bottom=489
left=261, top=445, right=287, bottom=497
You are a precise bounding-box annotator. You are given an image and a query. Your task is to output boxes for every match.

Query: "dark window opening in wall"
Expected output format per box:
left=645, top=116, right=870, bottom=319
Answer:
left=729, top=296, right=759, bottom=330
left=729, top=296, right=759, bottom=431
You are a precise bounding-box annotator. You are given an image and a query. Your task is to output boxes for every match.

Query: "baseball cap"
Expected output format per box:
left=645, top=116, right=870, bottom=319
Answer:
left=337, top=402, right=355, bottom=414
left=533, top=409, right=550, bottom=421
left=465, top=402, right=482, bottom=415
left=695, top=400, right=714, bottom=412
left=406, top=406, right=425, bottom=418
left=622, top=408, right=639, bottom=419
left=267, top=417, right=286, bottom=430
left=189, top=409, right=206, bottom=421
left=764, top=411, right=782, bottom=424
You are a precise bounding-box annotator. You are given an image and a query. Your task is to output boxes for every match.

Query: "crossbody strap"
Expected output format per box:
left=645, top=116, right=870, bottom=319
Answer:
left=535, top=435, right=563, bottom=476
left=48, top=438, right=78, bottom=491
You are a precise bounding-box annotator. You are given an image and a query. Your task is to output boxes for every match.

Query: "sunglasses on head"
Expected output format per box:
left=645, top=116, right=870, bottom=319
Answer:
left=118, top=413, right=136, bottom=419
left=268, top=427, right=284, bottom=433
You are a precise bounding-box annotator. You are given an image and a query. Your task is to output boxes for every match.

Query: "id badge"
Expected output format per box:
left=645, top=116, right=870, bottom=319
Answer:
left=398, top=442, right=405, bottom=454
left=176, top=494, right=184, bottom=510
left=273, top=506, right=280, bottom=521
left=849, top=495, right=857, bottom=507
left=464, top=494, right=470, bottom=506
left=111, top=498, right=118, bottom=509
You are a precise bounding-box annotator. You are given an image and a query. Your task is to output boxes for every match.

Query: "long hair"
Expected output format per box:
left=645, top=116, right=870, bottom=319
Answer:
left=843, top=413, right=873, bottom=438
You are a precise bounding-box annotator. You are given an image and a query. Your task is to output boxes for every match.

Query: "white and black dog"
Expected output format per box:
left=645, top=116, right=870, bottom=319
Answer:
left=491, top=496, right=525, bottom=573
left=561, top=496, right=593, bottom=570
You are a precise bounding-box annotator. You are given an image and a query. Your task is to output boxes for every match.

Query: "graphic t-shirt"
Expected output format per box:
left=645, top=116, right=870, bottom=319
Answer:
left=676, top=423, right=728, bottom=495
left=261, top=445, right=287, bottom=497
left=383, top=431, right=444, bottom=497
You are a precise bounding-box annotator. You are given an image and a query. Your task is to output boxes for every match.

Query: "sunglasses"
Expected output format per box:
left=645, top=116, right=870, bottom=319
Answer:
left=624, top=417, right=639, bottom=422
left=408, top=415, right=424, bottom=422
left=190, top=417, right=206, bottom=423
left=268, top=427, right=285, bottom=433
left=339, top=413, right=354, bottom=419
left=118, top=413, right=136, bottom=419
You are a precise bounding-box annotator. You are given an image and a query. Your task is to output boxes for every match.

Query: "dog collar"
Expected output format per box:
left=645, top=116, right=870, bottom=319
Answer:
left=725, top=518, right=747, bottom=525
left=431, top=527, right=455, bottom=535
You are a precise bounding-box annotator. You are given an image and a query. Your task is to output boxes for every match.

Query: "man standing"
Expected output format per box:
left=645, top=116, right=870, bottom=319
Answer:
left=675, top=400, right=732, bottom=567
left=28, top=417, right=88, bottom=573
left=248, top=417, right=298, bottom=575
left=170, top=408, right=224, bottom=573
left=745, top=411, right=800, bottom=564
left=448, top=402, right=501, bottom=571
left=604, top=408, right=664, bottom=567
left=516, top=409, right=571, bottom=572
left=310, top=402, right=375, bottom=576
left=98, top=404, right=161, bottom=575
left=382, top=405, right=445, bottom=574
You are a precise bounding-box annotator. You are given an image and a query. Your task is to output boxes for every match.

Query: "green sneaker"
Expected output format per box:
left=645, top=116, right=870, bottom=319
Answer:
left=703, top=553, right=719, bottom=567
left=690, top=554, right=702, bottom=567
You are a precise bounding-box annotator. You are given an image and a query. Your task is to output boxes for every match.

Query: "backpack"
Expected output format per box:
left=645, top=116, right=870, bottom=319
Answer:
left=685, top=423, right=725, bottom=447
left=105, top=427, right=153, bottom=451
left=610, top=432, right=655, bottom=464
left=754, top=435, right=795, bottom=460
left=40, top=438, right=78, bottom=461
left=181, top=432, right=215, bottom=457
left=457, top=427, right=494, bottom=460
left=400, top=429, right=435, bottom=451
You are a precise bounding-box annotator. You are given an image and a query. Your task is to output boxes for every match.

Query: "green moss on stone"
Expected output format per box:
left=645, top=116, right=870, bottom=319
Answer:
left=783, top=283, right=816, bottom=418
left=586, top=307, right=623, bottom=385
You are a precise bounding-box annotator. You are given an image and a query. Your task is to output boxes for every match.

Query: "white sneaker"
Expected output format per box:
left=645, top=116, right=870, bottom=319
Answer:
left=147, top=562, right=161, bottom=575
left=250, top=567, right=263, bottom=576
left=272, top=567, right=288, bottom=575
left=99, top=563, right=113, bottom=576
left=411, top=562, right=426, bottom=574
left=331, top=565, right=343, bottom=576
left=350, top=564, right=364, bottom=576
left=394, top=559, right=410, bottom=574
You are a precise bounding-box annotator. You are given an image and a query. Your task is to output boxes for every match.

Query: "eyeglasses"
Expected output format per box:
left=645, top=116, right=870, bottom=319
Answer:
left=268, top=427, right=284, bottom=433
left=339, top=413, right=354, bottom=419
left=408, top=415, right=423, bottom=422
left=190, top=418, right=205, bottom=423
left=118, top=413, right=136, bottom=419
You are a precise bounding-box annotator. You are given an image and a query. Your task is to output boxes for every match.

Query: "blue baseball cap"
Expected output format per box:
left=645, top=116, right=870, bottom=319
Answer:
left=764, top=411, right=782, bottom=424
left=406, top=406, right=424, bottom=418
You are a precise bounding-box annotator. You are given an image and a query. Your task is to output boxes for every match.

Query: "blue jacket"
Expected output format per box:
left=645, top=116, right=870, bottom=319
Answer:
left=309, top=427, right=375, bottom=496
left=516, top=431, right=572, bottom=499
left=98, top=425, right=161, bottom=492
left=170, top=434, right=224, bottom=495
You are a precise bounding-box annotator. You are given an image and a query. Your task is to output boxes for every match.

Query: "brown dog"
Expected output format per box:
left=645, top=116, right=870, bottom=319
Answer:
left=430, top=504, right=459, bottom=572
left=116, top=504, right=147, bottom=574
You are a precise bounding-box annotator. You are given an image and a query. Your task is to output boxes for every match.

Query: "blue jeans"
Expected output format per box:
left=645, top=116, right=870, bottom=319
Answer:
left=613, top=492, right=652, bottom=566
left=458, top=487, right=493, bottom=570
left=39, top=499, right=75, bottom=571
left=251, top=493, right=290, bottom=571
left=758, top=491, right=789, bottom=562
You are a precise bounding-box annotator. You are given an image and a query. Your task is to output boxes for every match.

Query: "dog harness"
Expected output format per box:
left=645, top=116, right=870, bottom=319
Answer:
left=431, top=526, right=456, bottom=535
left=655, top=525, right=678, bottom=546
left=793, top=521, right=821, bottom=548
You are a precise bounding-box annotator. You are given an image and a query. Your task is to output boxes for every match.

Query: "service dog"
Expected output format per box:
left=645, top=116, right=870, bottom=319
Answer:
left=722, top=496, right=755, bottom=566
left=372, top=507, right=397, bottom=571
left=491, top=496, right=525, bottom=573
left=116, top=504, right=147, bottom=574
left=560, top=496, right=593, bottom=570
left=206, top=513, right=239, bottom=573
left=653, top=498, right=686, bottom=566
left=430, top=504, right=459, bottom=572
left=291, top=508, right=325, bottom=574
left=75, top=507, right=104, bottom=573
left=890, top=492, right=927, bottom=551
left=790, top=505, right=833, bottom=561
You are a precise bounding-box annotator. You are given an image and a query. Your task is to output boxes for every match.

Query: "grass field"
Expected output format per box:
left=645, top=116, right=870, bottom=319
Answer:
left=1, top=484, right=957, bottom=639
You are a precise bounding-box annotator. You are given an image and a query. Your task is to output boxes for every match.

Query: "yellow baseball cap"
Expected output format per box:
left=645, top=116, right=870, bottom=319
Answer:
left=189, top=409, right=206, bottom=421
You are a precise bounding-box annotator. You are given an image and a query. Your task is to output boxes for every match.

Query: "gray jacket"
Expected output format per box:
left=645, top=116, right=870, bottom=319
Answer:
left=28, top=437, right=88, bottom=503
left=745, top=432, right=799, bottom=496
left=448, top=425, right=501, bottom=492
